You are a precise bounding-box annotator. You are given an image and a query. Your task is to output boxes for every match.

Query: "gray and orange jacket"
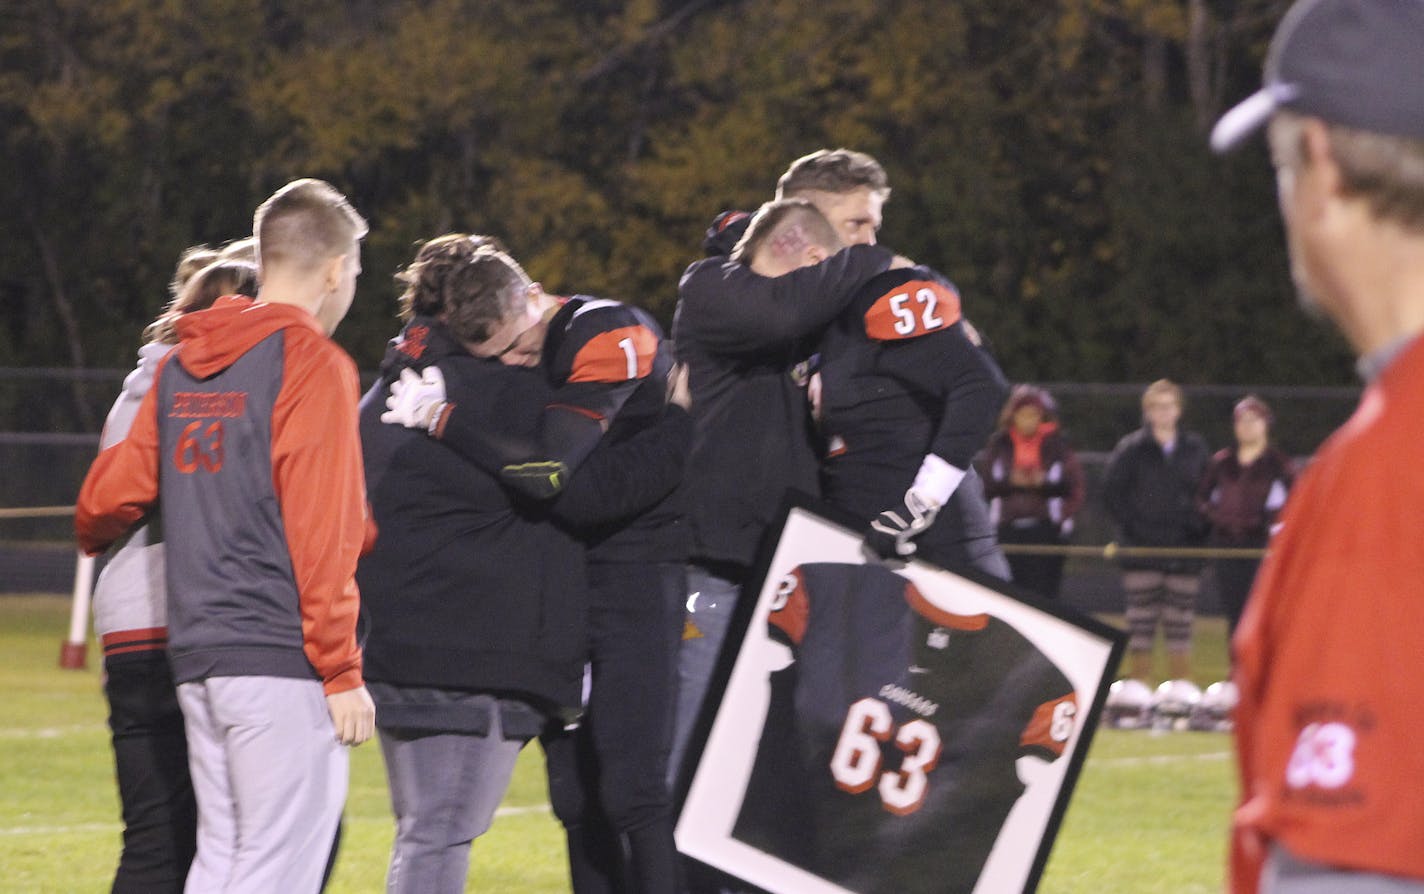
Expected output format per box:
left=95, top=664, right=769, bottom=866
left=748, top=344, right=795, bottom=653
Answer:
left=76, top=295, right=369, bottom=695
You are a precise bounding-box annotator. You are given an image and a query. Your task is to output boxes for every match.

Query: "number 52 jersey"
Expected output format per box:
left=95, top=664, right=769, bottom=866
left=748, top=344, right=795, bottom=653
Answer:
left=731, top=562, right=1077, bottom=894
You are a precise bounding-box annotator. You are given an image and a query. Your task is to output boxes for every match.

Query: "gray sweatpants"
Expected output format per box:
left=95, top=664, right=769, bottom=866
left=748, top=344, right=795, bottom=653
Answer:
left=178, top=676, right=346, bottom=894
left=1264, top=845, right=1424, bottom=893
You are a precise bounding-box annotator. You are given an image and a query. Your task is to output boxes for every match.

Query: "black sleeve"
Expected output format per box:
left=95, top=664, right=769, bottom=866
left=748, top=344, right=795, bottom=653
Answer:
left=432, top=361, right=547, bottom=475
left=675, top=244, right=893, bottom=355
left=548, top=406, right=693, bottom=527
left=1101, top=437, right=1135, bottom=529
left=434, top=376, right=639, bottom=497
left=924, top=326, right=1010, bottom=470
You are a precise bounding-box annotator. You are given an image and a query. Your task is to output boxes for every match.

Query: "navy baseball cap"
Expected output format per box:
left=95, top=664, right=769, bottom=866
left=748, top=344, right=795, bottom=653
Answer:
left=1211, top=0, right=1424, bottom=153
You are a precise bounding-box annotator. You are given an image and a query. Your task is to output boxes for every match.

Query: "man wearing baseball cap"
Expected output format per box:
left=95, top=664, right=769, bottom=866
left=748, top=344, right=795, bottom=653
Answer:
left=1211, top=1, right=1424, bottom=892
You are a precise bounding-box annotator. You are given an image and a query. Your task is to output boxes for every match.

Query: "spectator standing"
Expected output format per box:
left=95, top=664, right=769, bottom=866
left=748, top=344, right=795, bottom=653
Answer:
left=76, top=178, right=376, bottom=894
left=1211, top=1, right=1424, bottom=888
left=1102, top=379, right=1210, bottom=683
left=978, top=384, right=1086, bottom=599
left=1196, top=396, right=1295, bottom=638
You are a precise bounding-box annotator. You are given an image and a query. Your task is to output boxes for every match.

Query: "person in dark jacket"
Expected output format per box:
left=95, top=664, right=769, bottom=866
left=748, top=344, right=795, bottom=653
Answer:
left=978, top=384, right=1087, bottom=599
left=380, top=236, right=693, bottom=893
left=1102, top=378, right=1210, bottom=684
left=668, top=150, right=905, bottom=801
left=1196, top=395, right=1295, bottom=639
left=357, top=236, right=689, bottom=894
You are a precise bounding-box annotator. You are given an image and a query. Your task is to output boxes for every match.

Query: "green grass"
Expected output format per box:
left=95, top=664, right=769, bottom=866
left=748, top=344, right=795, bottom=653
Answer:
left=0, top=596, right=1236, bottom=893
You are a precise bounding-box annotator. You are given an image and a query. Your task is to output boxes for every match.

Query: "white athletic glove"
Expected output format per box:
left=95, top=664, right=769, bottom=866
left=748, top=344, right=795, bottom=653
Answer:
left=381, top=366, right=449, bottom=434
left=865, top=455, right=966, bottom=559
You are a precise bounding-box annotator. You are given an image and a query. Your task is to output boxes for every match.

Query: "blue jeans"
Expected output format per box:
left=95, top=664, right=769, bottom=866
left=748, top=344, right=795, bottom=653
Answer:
left=667, top=566, right=741, bottom=794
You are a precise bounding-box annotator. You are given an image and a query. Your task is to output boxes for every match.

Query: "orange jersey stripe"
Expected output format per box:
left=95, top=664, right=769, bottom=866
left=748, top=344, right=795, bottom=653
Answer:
left=1020, top=693, right=1078, bottom=757
left=567, top=326, right=658, bottom=383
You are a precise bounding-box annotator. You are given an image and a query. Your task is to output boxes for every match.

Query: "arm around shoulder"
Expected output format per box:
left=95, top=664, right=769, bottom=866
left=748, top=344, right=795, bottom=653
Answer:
left=677, top=245, right=893, bottom=354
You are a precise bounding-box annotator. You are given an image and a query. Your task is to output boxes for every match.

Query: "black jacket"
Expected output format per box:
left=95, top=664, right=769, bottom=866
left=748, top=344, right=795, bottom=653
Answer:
left=672, top=239, right=893, bottom=576
left=1102, top=427, right=1211, bottom=572
left=356, top=319, right=684, bottom=713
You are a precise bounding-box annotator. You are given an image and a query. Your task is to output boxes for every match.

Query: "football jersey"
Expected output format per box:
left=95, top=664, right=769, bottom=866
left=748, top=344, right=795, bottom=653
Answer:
left=816, top=267, right=1007, bottom=568
left=732, top=562, right=1077, bottom=894
left=416, top=296, right=665, bottom=499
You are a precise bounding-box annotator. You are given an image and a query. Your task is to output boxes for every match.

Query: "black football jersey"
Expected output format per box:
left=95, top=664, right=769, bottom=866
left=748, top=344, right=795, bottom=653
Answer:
left=816, top=267, right=1007, bottom=567
left=732, top=562, right=1077, bottom=894
left=431, top=296, right=665, bottom=498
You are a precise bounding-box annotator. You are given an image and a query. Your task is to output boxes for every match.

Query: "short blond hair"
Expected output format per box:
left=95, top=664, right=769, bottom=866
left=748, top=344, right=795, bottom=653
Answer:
left=1269, top=111, right=1424, bottom=233
left=731, top=198, right=843, bottom=265
left=776, top=148, right=890, bottom=200
left=253, top=178, right=367, bottom=274
left=1142, top=378, right=1183, bottom=409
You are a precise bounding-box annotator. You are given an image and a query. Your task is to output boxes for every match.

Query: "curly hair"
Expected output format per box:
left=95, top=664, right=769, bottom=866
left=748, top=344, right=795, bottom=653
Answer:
left=395, top=234, right=531, bottom=344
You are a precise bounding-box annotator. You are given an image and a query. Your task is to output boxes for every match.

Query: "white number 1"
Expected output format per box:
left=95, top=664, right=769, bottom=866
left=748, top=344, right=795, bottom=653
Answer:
left=617, top=337, right=637, bottom=379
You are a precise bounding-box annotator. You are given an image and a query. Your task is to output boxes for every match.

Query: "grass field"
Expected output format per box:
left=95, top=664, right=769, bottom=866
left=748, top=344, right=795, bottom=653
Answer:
left=0, top=595, right=1236, bottom=893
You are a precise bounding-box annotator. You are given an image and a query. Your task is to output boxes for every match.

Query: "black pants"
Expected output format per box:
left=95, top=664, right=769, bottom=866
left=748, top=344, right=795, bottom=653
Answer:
left=544, top=561, right=687, bottom=894
left=104, top=654, right=197, bottom=894
left=1214, top=556, right=1263, bottom=638
left=999, top=519, right=1068, bottom=599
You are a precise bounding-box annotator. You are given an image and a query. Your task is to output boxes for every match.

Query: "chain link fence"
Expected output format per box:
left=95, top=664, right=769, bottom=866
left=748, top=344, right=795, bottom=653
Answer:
left=0, top=370, right=1362, bottom=606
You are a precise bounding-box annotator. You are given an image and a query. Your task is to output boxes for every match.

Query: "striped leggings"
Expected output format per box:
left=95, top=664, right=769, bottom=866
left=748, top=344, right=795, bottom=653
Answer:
left=1122, top=570, right=1200, bottom=654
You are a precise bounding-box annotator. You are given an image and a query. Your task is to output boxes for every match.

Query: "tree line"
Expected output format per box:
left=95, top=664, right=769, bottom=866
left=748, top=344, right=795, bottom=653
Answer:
left=0, top=0, right=1355, bottom=401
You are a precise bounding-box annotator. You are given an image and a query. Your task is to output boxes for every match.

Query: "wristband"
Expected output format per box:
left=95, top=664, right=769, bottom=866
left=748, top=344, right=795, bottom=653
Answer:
left=911, top=454, right=966, bottom=509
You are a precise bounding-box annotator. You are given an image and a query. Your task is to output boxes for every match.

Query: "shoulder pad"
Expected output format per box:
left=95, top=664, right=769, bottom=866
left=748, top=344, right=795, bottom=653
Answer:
left=862, top=277, right=963, bottom=342
left=553, top=298, right=662, bottom=384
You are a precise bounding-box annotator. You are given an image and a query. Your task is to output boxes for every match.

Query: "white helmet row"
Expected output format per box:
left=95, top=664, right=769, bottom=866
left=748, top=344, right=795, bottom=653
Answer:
left=1188, top=680, right=1239, bottom=732
left=1100, top=679, right=1237, bottom=732
left=1149, top=679, right=1203, bottom=730
left=1102, top=678, right=1153, bottom=729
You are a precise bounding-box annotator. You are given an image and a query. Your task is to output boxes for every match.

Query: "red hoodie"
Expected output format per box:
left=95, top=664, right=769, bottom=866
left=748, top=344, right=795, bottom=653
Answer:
left=76, top=296, right=369, bottom=694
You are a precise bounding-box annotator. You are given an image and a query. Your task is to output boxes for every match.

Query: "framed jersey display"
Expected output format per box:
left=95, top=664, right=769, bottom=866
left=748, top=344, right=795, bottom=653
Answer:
left=675, top=498, right=1125, bottom=894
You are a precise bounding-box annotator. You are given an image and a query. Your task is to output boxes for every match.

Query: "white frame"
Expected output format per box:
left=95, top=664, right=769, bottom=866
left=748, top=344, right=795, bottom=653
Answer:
left=675, top=501, right=1124, bottom=894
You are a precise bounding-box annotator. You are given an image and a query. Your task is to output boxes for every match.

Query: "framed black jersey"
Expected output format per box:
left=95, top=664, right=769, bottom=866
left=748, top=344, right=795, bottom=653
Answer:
left=674, top=496, right=1124, bottom=894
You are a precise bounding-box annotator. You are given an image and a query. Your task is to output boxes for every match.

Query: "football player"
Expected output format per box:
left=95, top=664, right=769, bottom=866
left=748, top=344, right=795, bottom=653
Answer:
left=378, top=236, right=691, bottom=894
left=669, top=150, right=910, bottom=804
left=737, top=198, right=1011, bottom=578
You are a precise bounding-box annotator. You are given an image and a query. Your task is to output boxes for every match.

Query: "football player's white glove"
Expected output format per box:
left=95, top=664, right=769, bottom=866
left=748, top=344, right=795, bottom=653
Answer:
left=381, top=366, right=449, bottom=434
left=864, top=455, right=965, bottom=559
